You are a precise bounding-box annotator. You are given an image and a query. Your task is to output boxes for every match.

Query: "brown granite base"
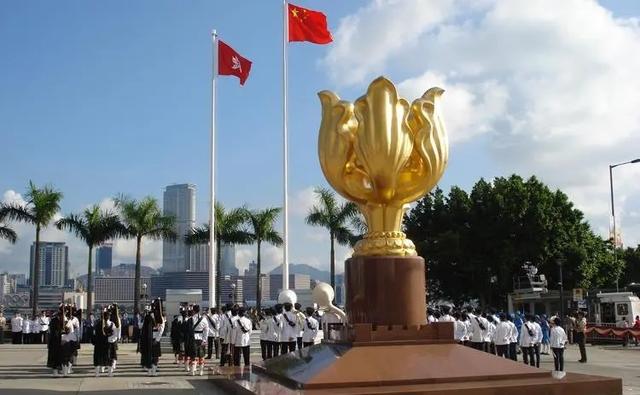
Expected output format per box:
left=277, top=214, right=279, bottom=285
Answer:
left=213, top=343, right=621, bottom=395
left=346, top=256, right=427, bottom=326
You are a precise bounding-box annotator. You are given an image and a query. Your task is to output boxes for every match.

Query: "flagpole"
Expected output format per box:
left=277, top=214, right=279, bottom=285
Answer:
left=209, top=29, right=218, bottom=308
left=282, top=0, right=290, bottom=292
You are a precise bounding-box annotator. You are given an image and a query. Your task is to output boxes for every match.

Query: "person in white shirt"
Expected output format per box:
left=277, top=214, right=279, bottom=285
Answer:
left=274, top=304, right=285, bottom=356
left=302, top=307, right=319, bottom=347
left=281, top=303, right=298, bottom=354
left=218, top=304, right=234, bottom=367
left=22, top=314, right=31, bottom=344
left=507, top=314, right=519, bottom=362
left=258, top=310, right=270, bottom=360
left=549, top=317, right=568, bottom=372
left=233, top=307, right=252, bottom=366
left=439, top=306, right=455, bottom=323
left=107, top=304, right=122, bottom=374
left=61, top=306, right=76, bottom=376
left=294, top=303, right=306, bottom=350
left=453, top=312, right=467, bottom=344
left=11, top=313, right=23, bottom=344
left=532, top=315, right=543, bottom=368
left=31, top=316, right=41, bottom=344
left=494, top=313, right=511, bottom=358
left=190, top=304, right=210, bottom=376
left=486, top=315, right=497, bottom=354
left=519, top=315, right=537, bottom=367
left=469, top=309, right=489, bottom=351
left=266, top=307, right=281, bottom=359
left=205, top=307, right=220, bottom=360
left=39, top=311, right=50, bottom=345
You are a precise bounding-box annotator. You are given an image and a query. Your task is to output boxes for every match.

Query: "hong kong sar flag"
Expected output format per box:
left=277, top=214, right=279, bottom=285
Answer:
left=218, top=40, right=252, bottom=85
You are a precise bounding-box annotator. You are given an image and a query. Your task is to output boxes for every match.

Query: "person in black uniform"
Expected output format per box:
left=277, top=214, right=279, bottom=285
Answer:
left=183, top=305, right=196, bottom=372
left=93, top=309, right=111, bottom=377
left=47, top=305, right=64, bottom=377
left=139, top=304, right=154, bottom=372
left=170, top=315, right=181, bottom=364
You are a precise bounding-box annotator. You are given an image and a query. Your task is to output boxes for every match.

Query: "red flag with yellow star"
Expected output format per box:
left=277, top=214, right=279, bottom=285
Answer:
left=288, top=3, right=333, bottom=44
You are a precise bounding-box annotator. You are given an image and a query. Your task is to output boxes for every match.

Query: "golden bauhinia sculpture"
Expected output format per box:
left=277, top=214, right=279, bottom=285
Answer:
left=318, top=76, right=449, bottom=257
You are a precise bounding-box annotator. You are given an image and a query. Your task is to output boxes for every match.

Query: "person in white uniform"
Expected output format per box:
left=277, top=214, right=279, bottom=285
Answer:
left=519, top=314, right=537, bottom=367
left=494, top=313, right=511, bottom=359
left=205, top=307, right=220, bottom=360
left=549, top=317, right=568, bottom=373
left=190, top=304, right=210, bottom=376
left=302, top=307, right=319, bottom=347
left=38, top=311, right=50, bottom=345
left=233, top=307, right=252, bottom=366
left=281, top=303, right=298, bottom=354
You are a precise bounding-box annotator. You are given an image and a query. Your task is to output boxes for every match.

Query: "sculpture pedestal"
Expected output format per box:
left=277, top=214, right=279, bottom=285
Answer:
left=346, top=256, right=426, bottom=326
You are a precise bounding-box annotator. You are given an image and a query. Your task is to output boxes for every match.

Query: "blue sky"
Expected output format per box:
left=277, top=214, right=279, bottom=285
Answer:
left=2, top=0, right=640, bottom=277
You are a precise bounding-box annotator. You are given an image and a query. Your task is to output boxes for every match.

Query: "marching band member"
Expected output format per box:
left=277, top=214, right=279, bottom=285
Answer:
left=258, top=309, right=269, bottom=360
left=302, top=307, right=318, bottom=347
left=281, top=303, right=298, bottom=354
left=205, top=307, right=220, bottom=360
left=494, top=313, right=511, bottom=359
left=170, top=313, right=182, bottom=364
left=107, top=304, right=122, bottom=374
left=47, top=305, right=64, bottom=377
left=60, top=305, right=76, bottom=376
left=233, top=307, right=252, bottom=366
left=265, top=308, right=280, bottom=359
left=39, top=311, right=50, bottom=345
left=294, top=303, right=305, bottom=350
left=93, top=309, right=111, bottom=377
left=151, top=299, right=165, bottom=376
left=190, top=304, right=209, bottom=376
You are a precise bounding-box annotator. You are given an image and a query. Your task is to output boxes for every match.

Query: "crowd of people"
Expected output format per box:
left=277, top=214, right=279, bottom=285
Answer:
left=168, top=301, right=320, bottom=376
left=5, top=298, right=637, bottom=379
left=428, top=305, right=578, bottom=373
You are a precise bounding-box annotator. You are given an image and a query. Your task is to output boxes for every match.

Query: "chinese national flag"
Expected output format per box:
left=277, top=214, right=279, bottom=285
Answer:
left=288, top=3, right=333, bottom=45
left=218, top=40, right=252, bottom=85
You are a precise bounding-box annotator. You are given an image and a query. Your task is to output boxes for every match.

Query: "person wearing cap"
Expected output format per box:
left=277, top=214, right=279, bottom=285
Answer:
left=519, top=314, right=537, bottom=367
left=106, top=304, right=122, bottom=375
left=205, top=307, right=220, bottom=360
left=190, top=304, right=210, bottom=376
left=265, top=308, right=280, bottom=359
left=11, top=312, right=23, bottom=344
left=281, top=303, right=298, bottom=354
left=47, top=305, right=64, bottom=377
left=294, top=303, right=305, bottom=350
left=494, top=313, right=511, bottom=359
left=93, top=309, right=111, bottom=377
left=233, top=307, right=252, bottom=366
left=302, top=307, right=319, bottom=347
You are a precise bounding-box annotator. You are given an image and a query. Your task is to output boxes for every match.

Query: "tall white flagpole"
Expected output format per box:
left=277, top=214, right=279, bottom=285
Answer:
left=282, top=0, right=290, bottom=291
left=209, top=30, right=218, bottom=308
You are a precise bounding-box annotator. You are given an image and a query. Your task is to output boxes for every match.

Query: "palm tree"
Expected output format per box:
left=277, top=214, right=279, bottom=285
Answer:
left=56, top=205, right=126, bottom=320
left=306, top=187, right=358, bottom=290
left=185, top=203, right=252, bottom=306
left=0, top=181, right=63, bottom=316
left=114, top=195, right=176, bottom=314
left=0, top=211, right=17, bottom=244
left=246, top=207, right=283, bottom=310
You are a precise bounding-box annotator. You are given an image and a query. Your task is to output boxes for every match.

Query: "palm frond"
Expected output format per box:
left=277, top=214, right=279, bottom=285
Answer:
left=185, top=224, right=211, bottom=245
left=56, top=214, right=90, bottom=244
left=26, top=181, right=63, bottom=226
left=0, top=203, right=37, bottom=225
left=0, top=226, right=17, bottom=244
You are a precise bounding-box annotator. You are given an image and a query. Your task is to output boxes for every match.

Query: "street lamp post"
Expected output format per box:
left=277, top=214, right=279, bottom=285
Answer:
left=609, top=158, right=640, bottom=292
left=558, top=259, right=564, bottom=319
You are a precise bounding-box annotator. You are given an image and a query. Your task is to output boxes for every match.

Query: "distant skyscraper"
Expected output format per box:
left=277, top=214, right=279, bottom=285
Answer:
left=220, top=243, right=238, bottom=276
left=162, top=183, right=196, bottom=273
left=95, top=243, right=113, bottom=276
left=29, top=242, right=69, bottom=287
left=189, top=244, right=209, bottom=272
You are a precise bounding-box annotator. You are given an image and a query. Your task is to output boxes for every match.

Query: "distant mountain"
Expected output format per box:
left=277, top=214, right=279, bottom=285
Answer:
left=76, top=264, right=158, bottom=287
left=269, top=263, right=331, bottom=283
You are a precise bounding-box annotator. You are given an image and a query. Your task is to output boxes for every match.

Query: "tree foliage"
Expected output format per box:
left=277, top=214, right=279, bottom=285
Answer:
left=0, top=181, right=63, bottom=316
left=404, top=175, right=623, bottom=307
left=114, top=195, right=176, bottom=314
left=305, top=187, right=358, bottom=290
left=56, top=205, right=126, bottom=319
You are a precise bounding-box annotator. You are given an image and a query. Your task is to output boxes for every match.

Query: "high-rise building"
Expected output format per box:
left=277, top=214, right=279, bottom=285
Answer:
left=244, top=261, right=257, bottom=276
left=29, top=242, right=69, bottom=287
left=268, top=274, right=311, bottom=301
left=95, top=243, right=113, bottom=276
left=162, top=183, right=196, bottom=273
left=95, top=277, right=151, bottom=311
left=0, top=273, right=16, bottom=295
left=241, top=274, right=269, bottom=305
left=189, top=243, right=209, bottom=272
left=220, top=243, right=238, bottom=276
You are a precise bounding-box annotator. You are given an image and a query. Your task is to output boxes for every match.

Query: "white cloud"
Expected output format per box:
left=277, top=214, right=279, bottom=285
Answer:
left=324, top=0, right=640, bottom=246
left=290, top=186, right=317, bottom=216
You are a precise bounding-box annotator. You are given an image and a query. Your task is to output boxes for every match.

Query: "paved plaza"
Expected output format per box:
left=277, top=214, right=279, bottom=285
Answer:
left=0, top=342, right=638, bottom=394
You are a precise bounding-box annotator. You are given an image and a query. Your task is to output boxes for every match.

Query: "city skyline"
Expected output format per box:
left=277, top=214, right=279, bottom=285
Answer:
left=2, top=1, right=640, bottom=279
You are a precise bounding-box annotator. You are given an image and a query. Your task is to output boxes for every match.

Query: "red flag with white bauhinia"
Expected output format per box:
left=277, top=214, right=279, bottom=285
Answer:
left=218, top=40, right=252, bottom=85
